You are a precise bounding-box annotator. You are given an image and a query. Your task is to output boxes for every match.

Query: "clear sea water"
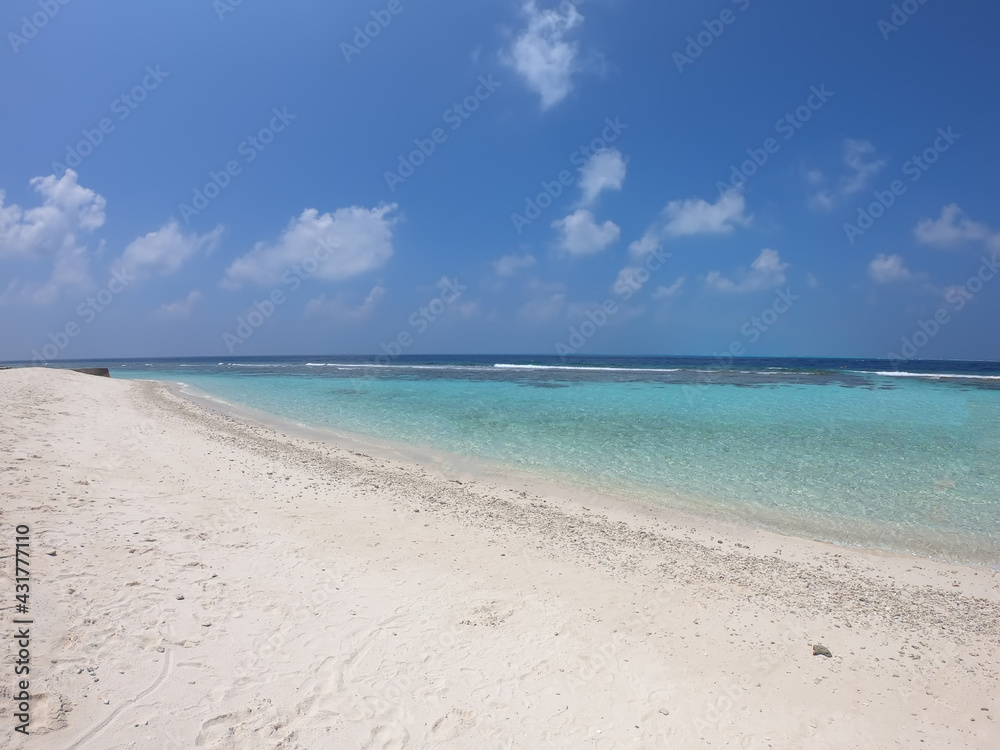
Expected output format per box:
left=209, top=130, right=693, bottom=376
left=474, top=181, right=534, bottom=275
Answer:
left=36, top=355, right=1000, bottom=564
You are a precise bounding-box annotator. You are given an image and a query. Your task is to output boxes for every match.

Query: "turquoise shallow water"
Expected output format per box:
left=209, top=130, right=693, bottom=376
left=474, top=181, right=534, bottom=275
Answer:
left=80, top=355, right=1000, bottom=563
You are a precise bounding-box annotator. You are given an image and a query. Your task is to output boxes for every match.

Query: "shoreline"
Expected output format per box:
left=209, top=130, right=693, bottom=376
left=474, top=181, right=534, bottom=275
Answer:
left=2, top=367, right=998, bottom=748
left=165, top=375, right=1000, bottom=570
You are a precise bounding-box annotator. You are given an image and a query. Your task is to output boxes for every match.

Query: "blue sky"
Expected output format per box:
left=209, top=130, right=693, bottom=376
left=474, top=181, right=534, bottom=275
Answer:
left=2, top=0, right=999, bottom=361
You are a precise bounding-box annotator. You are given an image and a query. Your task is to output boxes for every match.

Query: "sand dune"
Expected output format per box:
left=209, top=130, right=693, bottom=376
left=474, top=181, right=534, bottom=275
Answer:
left=1, top=367, right=998, bottom=749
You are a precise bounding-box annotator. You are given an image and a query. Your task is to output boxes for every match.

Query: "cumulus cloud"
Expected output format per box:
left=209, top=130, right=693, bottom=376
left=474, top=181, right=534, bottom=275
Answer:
left=504, top=1, right=584, bottom=110
left=610, top=192, right=747, bottom=300
left=305, top=285, right=385, bottom=320
left=839, top=139, right=887, bottom=195
left=578, top=149, right=626, bottom=207
left=620, top=192, right=750, bottom=270
left=120, top=221, right=223, bottom=279
left=222, top=204, right=397, bottom=288
left=661, top=190, right=750, bottom=239
left=2, top=245, right=92, bottom=306
left=651, top=277, right=685, bottom=300
left=156, top=290, right=203, bottom=319
left=552, top=209, right=620, bottom=256
left=914, top=204, right=992, bottom=248
left=809, top=139, right=886, bottom=210
left=550, top=149, right=627, bottom=260
left=868, top=253, right=912, bottom=284
left=0, top=170, right=105, bottom=259
left=706, top=248, right=788, bottom=293
left=0, top=170, right=106, bottom=304
left=626, top=229, right=662, bottom=261
left=493, top=252, right=537, bottom=277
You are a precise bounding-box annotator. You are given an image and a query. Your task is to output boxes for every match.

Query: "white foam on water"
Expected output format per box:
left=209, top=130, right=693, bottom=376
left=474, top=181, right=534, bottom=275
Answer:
left=493, top=364, right=681, bottom=373
left=863, top=371, right=1000, bottom=381
left=307, top=363, right=488, bottom=371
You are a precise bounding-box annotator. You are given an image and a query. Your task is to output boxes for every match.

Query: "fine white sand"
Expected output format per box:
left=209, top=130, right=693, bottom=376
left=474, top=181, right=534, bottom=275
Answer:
left=1, top=367, right=998, bottom=749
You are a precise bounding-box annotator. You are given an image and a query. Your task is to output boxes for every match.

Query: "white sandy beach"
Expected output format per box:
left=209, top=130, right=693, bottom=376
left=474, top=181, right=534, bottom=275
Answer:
left=1, top=367, right=998, bottom=749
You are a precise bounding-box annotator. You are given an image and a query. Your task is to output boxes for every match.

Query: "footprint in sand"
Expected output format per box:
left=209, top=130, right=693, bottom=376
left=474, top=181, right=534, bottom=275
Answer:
left=361, top=723, right=410, bottom=750
left=26, top=692, right=72, bottom=734
left=430, top=707, right=477, bottom=739
left=194, top=702, right=293, bottom=748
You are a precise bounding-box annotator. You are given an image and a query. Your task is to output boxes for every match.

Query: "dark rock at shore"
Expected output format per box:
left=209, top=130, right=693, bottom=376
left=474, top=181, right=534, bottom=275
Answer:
left=71, top=368, right=111, bottom=377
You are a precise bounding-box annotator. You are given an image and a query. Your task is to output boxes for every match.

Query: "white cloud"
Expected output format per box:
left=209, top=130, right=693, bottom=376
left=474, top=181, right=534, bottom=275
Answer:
left=0, top=170, right=105, bottom=259
left=578, top=149, right=626, bottom=206
left=222, top=204, right=397, bottom=288
left=305, top=285, right=385, bottom=320
left=551, top=149, right=627, bottom=266
left=809, top=139, right=886, bottom=210
left=626, top=229, right=662, bottom=261
left=0, top=170, right=106, bottom=304
left=156, top=290, right=203, bottom=319
left=706, top=248, right=788, bottom=293
left=504, top=1, right=584, bottom=110
left=2, top=245, right=92, bottom=306
left=868, top=253, right=912, bottom=284
left=840, top=139, right=887, bottom=195
left=624, top=191, right=750, bottom=267
left=493, top=252, right=537, bottom=277
left=552, top=209, right=620, bottom=256
left=914, top=204, right=991, bottom=248
left=120, top=221, right=222, bottom=279
left=661, top=190, right=751, bottom=238
left=613, top=265, right=638, bottom=293
left=651, top=276, right=685, bottom=300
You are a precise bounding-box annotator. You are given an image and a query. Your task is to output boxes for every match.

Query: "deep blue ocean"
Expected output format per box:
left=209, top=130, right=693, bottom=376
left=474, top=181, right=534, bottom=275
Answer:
left=29, top=355, right=1000, bottom=563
